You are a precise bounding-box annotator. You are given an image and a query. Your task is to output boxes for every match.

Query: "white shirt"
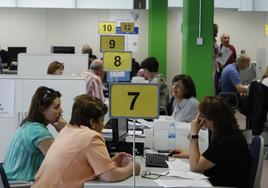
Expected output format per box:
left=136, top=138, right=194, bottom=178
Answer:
left=261, top=77, right=268, bottom=87
left=171, top=97, right=199, bottom=123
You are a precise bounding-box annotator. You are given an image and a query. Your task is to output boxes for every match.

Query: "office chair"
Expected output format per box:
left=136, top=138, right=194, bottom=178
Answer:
left=249, top=135, right=264, bottom=188
left=0, top=163, right=10, bottom=188
left=0, top=163, right=32, bottom=188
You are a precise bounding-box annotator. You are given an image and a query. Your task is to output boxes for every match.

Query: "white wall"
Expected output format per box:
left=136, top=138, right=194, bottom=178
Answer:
left=1, top=7, right=268, bottom=83
left=0, top=8, right=148, bottom=63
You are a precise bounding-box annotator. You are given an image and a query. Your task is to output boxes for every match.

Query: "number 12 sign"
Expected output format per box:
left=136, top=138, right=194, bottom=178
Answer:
left=110, top=83, right=159, bottom=119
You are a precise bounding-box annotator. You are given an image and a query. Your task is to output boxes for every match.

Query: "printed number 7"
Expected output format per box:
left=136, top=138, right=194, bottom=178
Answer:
left=128, top=92, right=140, bottom=110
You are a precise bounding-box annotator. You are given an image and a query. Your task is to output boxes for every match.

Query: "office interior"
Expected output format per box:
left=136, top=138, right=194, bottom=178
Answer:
left=0, top=0, right=268, bottom=187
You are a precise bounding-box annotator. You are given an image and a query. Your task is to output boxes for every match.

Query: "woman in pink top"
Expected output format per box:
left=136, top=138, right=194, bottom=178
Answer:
left=32, top=95, right=141, bottom=188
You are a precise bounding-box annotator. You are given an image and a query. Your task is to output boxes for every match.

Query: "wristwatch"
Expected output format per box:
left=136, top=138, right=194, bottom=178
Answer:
left=187, top=133, right=199, bottom=141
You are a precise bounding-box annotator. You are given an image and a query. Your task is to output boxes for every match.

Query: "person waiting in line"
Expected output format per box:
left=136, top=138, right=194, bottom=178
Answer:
left=84, top=59, right=105, bottom=102
left=187, top=96, right=251, bottom=187
left=82, top=44, right=97, bottom=68
left=3, top=86, right=67, bottom=181
left=167, top=74, right=199, bottom=123
left=218, top=33, right=237, bottom=69
left=47, top=61, right=64, bottom=75
left=261, top=65, right=268, bottom=87
left=140, top=57, right=169, bottom=114
left=220, top=53, right=250, bottom=107
left=32, top=94, right=141, bottom=188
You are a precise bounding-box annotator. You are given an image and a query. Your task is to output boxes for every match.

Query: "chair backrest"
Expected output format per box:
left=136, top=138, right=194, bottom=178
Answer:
left=249, top=135, right=264, bottom=188
left=0, top=164, right=10, bottom=188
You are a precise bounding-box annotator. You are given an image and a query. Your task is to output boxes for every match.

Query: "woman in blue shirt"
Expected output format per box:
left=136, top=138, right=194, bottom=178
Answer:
left=3, top=86, right=66, bottom=181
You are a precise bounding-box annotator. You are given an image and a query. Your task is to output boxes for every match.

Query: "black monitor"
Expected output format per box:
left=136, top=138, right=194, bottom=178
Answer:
left=104, top=118, right=128, bottom=149
left=51, top=46, right=75, bottom=54
left=7, top=47, right=27, bottom=62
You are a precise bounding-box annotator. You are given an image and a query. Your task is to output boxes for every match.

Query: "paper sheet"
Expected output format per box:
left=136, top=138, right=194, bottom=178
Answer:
left=216, top=46, right=232, bottom=66
left=154, top=179, right=212, bottom=187
left=166, top=159, right=208, bottom=180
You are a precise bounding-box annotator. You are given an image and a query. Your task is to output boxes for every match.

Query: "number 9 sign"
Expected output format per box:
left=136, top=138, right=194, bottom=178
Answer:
left=100, top=35, right=125, bottom=52
left=109, top=83, right=159, bottom=119
left=103, top=51, right=132, bottom=71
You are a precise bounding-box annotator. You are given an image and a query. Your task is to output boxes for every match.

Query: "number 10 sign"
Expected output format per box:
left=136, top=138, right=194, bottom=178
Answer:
left=109, top=83, right=159, bottom=119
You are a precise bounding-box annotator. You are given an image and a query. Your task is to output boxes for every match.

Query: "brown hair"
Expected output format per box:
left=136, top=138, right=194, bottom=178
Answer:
left=47, top=61, right=64, bottom=75
left=21, top=86, right=61, bottom=126
left=69, top=94, right=108, bottom=128
left=172, top=74, right=196, bottom=98
left=199, top=96, right=239, bottom=140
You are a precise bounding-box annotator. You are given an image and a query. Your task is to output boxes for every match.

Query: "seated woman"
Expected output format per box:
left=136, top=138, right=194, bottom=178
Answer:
left=32, top=95, right=141, bottom=188
left=188, top=96, right=251, bottom=187
left=47, top=61, right=64, bottom=75
left=3, top=86, right=66, bottom=181
left=168, top=74, right=199, bottom=122
left=140, top=57, right=169, bottom=114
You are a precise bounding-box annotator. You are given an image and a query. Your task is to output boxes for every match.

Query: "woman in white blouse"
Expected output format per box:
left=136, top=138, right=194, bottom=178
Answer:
left=169, top=74, right=199, bottom=122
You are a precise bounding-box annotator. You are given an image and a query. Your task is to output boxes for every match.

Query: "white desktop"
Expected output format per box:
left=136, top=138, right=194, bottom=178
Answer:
left=144, top=117, right=209, bottom=153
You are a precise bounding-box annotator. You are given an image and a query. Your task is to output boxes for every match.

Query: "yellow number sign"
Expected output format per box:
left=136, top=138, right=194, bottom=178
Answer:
left=110, top=83, right=159, bottom=119
left=120, top=22, right=135, bottom=33
left=100, top=35, right=125, bottom=52
left=98, top=22, right=116, bottom=34
left=103, top=51, right=132, bottom=71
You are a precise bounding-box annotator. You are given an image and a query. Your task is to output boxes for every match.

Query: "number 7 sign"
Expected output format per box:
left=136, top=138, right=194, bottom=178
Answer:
left=109, top=83, right=159, bottom=119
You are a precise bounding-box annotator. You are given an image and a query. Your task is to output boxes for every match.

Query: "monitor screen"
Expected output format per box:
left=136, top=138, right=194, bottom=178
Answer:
left=7, top=47, right=27, bottom=61
left=104, top=118, right=128, bottom=143
left=51, top=46, right=75, bottom=54
left=106, top=71, right=130, bottom=82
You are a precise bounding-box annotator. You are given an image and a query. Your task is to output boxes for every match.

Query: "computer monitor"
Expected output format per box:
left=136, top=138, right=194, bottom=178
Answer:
left=103, top=118, right=128, bottom=149
left=51, top=46, right=75, bottom=54
left=7, top=47, right=27, bottom=62
left=106, top=71, right=131, bottom=82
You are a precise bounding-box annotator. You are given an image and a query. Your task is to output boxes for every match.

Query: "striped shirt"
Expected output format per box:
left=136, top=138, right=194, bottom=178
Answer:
left=84, top=70, right=105, bottom=101
left=3, top=121, right=53, bottom=181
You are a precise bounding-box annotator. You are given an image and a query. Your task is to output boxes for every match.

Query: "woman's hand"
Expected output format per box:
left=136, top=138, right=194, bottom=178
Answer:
left=52, top=115, right=67, bottom=132
left=112, top=152, right=132, bottom=167
left=191, top=113, right=202, bottom=135
left=168, top=149, right=189, bottom=158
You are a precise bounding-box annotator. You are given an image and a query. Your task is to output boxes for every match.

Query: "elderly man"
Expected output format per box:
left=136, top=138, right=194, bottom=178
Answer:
left=84, top=59, right=105, bottom=101
left=218, top=33, right=237, bottom=68
left=82, top=44, right=97, bottom=68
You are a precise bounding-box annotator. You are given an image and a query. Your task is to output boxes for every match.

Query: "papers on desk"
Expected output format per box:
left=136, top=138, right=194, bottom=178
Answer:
left=166, top=159, right=207, bottom=180
left=154, top=179, right=211, bottom=187
left=128, top=119, right=153, bottom=129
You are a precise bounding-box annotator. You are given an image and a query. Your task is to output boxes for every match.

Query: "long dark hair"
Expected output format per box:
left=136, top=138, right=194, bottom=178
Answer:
left=199, top=96, right=239, bottom=140
left=69, top=94, right=108, bottom=128
left=20, top=86, right=61, bottom=126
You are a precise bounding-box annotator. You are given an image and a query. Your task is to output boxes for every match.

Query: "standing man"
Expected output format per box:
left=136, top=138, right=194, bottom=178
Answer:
left=84, top=59, right=105, bottom=102
left=217, top=33, right=237, bottom=69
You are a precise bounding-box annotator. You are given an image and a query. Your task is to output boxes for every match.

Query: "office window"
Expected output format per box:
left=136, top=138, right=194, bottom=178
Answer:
left=76, top=0, right=133, bottom=9
left=0, top=0, right=16, bottom=7
left=17, top=0, right=75, bottom=8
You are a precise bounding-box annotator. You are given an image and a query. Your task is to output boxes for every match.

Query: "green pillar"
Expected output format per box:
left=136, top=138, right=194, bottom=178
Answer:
left=182, top=0, right=214, bottom=100
left=148, top=0, right=168, bottom=76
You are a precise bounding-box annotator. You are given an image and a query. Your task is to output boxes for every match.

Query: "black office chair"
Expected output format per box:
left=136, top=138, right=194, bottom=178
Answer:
left=0, top=163, right=10, bottom=188
left=249, top=136, right=264, bottom=188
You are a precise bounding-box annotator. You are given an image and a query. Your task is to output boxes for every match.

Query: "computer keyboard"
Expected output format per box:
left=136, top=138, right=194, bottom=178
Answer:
left=145, top=153, right=169, bottom=168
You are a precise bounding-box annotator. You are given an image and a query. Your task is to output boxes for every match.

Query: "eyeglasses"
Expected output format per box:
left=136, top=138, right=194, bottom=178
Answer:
left=171, top=83, right=184, bottom=89
left=141, top=169, right=169, bottom=180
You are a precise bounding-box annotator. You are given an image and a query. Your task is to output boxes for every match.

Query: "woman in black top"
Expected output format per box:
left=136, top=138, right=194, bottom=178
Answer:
left=189, top=96, right=251, bottom=187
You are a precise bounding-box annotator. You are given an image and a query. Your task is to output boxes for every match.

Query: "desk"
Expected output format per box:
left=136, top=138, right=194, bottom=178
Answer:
left=84, top=157, right=214, bottom=188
